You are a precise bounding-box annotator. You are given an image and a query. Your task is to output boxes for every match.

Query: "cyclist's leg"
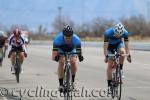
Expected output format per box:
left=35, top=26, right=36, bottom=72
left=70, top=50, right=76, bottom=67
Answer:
left=107, top=50, right=114, bottom=87
left=10, top=51, right=16, bottom=73
left=70, top=56, right=77, bottom=90
left=117, top=42, right=126, bottom=79
left=58, top=56, right=65, bottom=84
left=19, top=52, right=25, bottom=64
left=11, top=52, right=16, bottom=66
left=18, top=51, right=25, bottom=73
left=107, top=44, right=117, bottom=87
left=9, top=46, right=16, bottom=65
left=117, top=42, right=126, bottom=70
left=70, top=57, right=77, bottom=82
left=18, top=46, right=25, bottom=65
left=70, top=49, right=77, bottom=84
left=58, top=49, right=65, bottom=90
left=58, top=56, right=65, bottom=91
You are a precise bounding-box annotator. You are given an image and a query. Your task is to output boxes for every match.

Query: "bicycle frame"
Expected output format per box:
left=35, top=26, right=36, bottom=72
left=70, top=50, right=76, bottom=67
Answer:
left=60, top=52, right=78, bottom=100
left=14, top=50, right=21, bottom=83
left=63, top=53, right=73, bottom=100
left=108, top=51, right=125, bottom=100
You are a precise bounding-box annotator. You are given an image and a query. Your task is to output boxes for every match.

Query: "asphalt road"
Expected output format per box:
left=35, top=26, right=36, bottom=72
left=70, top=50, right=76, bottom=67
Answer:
left=0, top=44, right=150, bottom=100
left=30, top=41, right=150, bottom=51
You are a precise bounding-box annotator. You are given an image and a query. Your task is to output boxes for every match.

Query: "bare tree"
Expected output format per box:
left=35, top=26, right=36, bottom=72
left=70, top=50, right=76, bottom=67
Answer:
left=120, top=15, right=149, bottom=36
left=91, top=17, right=115, bottom=37
left=36, top=25, right=47, bottom=34
left=52, top=15, right=75, bottom=33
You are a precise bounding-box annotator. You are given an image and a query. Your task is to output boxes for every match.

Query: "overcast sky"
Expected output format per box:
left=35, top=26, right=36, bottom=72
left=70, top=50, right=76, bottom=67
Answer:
left=0, top=0, right=149, bottom=32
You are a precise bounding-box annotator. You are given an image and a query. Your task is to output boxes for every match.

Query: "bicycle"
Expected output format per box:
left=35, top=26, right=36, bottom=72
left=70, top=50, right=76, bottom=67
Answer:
left=14, top=49, right=22, bottom=83
left=0, top=46, right=6, bottom=67
left=60, top=52, right=78, bottom=100
left=0, top=37, right=8, bottom=67
left=0, top=47, right=3, bottom=66
left=107, top=50, right=129, bottom=100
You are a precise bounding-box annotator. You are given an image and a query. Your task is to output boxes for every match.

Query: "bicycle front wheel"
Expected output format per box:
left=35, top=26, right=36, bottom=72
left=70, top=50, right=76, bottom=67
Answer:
left=64, top=66, right=72, bottom=100
left=115, top=66, right=122, bottom=100
left=15, top=58, right=21, bottom=83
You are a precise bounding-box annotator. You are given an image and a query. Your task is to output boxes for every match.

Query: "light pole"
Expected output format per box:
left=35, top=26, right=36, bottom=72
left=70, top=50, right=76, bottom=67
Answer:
left=147, top=0, right=150, bottom=21
left=58, top=6, right=62, bottom=31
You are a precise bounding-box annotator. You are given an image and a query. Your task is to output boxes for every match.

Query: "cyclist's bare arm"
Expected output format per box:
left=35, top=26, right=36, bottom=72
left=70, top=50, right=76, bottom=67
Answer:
left=124, top=36, right=132, bottom=62
left=76, top=43, right=82, bottom=55
left=124, top=36, right=130, bottom=54
left=22, top=44, right=27, bottom=54
left=104, top=42, right=108, bottom=56
left=125, top=41, right=130, bottom=54
left=7, top=36, right=13, bottom=54
left=104, top=36, right=109, bottom=56
left=52, top=48, right=58, bottom=61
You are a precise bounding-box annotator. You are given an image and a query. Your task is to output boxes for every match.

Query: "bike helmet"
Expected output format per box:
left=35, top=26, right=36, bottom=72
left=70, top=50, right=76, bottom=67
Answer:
left=113, top=23, right=124, bottom=36
left=13, top=28, right=21, bottom=37
left=63, top=26, right=73, bottom=37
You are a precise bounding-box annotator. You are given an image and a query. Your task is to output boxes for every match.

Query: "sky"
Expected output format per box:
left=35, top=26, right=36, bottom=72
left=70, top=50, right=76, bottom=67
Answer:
left=0, top=0, right=149, bottom=32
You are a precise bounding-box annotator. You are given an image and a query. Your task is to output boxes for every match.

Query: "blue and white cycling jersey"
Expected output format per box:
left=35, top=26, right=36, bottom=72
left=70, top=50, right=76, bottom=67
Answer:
left=104, top=27, right=129, bottom=45
left=53, top=32, right=81, bottom=53
left=104, top=27, right=129, bottom=53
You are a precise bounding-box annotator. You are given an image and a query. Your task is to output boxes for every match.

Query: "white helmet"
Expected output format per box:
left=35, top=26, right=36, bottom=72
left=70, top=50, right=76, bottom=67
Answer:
left=113, top=23, right=124, bottom=36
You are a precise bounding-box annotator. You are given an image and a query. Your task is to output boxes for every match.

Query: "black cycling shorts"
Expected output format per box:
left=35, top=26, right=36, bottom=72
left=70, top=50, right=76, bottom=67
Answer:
left=11, top=46, right=24, bottom=52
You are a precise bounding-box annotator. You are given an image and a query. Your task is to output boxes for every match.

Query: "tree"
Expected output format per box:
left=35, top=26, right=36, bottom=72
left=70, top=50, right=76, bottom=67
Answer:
left=52, top=15, right=75, bottom=33
left=120, top=15, right=149, bottom=36
left=91, top=17, right=115, bottom=37
left=37, top=25, right=47, bottom=34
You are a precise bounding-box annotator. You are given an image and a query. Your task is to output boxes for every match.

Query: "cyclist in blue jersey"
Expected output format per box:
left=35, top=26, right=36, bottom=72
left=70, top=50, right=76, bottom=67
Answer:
left=103, top=23, right=132, bottom=89
left=52, top=26, right=84, bottom=91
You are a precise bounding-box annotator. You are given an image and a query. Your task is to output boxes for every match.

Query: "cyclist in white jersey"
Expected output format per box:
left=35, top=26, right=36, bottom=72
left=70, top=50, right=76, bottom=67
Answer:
left=8, top=28, right=27, bottom=73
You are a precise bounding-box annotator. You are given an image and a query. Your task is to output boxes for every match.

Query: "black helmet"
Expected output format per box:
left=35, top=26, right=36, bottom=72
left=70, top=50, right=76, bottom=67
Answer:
left=63, top=26, right=73, bottom=37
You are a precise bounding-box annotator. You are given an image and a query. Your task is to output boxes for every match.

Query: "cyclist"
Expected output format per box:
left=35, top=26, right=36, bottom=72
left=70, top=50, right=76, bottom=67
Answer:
left=0, top=31, right=8, bottom=66
left=52, top=26, right=84, bottom=92
left=103, top=23, right=132, bottom=90
left=8, top=28, right=27, bottom=73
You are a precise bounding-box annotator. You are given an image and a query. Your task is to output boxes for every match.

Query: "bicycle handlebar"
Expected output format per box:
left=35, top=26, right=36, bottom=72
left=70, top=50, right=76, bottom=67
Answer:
left=107, top=53, right=129, bottom=57
left=59, top=52, right=80, bottom=55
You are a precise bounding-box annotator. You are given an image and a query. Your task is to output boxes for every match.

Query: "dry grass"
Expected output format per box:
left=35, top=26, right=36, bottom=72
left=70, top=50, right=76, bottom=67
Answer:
left=82, top=36, right=150, bottom=42
left=30, top=34, right=150, bottom=42
left=129, top=35, right=150, bottom=42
